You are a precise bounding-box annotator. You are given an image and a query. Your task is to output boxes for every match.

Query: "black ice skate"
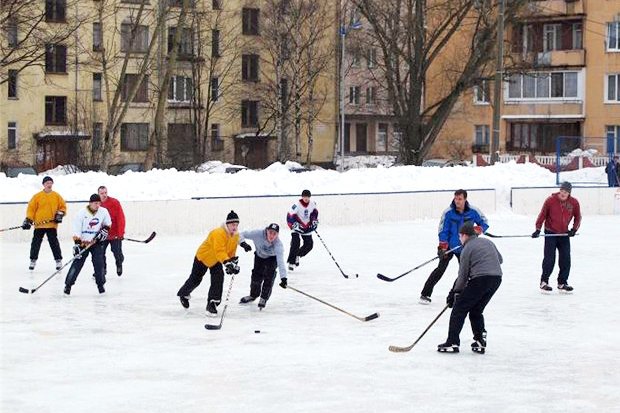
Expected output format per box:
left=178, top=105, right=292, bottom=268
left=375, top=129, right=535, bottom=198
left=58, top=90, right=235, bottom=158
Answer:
left=206, top=300, right=218, bottom=315
left=116, top=264, right=123, bottom=276
left=64, top=285, right=71, bottom=295
left=239, top=295, right=257, bottom=304
left=437, top=342, right=459, bottom=353
left=471, top=338, right=486, bottom=354
left=295, top=256, right=300, bottom=267
left=97, top=285, right=105, bottom=294
left=557, top=283, right=574, bottom=293
left=179, top=295, right=190, bottom=309
left=258, top=298, right=267, bottom=310
left=419, top=295, right=431, bottom=305
left=55, top=259, right=62, bottom=270
left=29, top=259, right=36, bottom=270
left=540, top=281, right=552, bottom=293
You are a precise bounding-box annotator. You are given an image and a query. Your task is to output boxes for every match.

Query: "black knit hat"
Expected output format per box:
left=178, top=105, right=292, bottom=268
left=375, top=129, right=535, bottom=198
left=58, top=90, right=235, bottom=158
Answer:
left=560, top=181, right=572, bottom=194
left=301, top=189, right=311, bottom=197
left=266, top=223, right=280, bottom=233
left=42, top=176, right=53, bottom=184
left=89, top=193, right=101, bottom=202
left=226, top=210, right=240, bottom=224
left=459, top=221, right=477, bottom=237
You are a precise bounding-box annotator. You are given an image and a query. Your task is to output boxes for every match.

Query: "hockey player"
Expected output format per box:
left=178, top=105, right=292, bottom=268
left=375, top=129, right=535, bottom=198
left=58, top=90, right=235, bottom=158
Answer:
left=238, top=223, right=288, bottom=310
left=532, top=181, right=581, bottom=293
left=98, top=186, right=126, bottom=276
left=437, top=222, right=502, bottom=354
left=286, top=189, right=318, bottom=271
left=419, top=189, right=489, bottom=304
left=23, top=176, right=67, bottom=270
left=64, top=194, right=112, bottom=295
left=176, top=211, right=241, bottom=314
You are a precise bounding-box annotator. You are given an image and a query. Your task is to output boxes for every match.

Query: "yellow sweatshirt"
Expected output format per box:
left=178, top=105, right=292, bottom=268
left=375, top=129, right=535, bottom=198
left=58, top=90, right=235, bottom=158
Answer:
left=196, top=225, right=239, bottom=268
left=26, top=191, right=67, bottom=229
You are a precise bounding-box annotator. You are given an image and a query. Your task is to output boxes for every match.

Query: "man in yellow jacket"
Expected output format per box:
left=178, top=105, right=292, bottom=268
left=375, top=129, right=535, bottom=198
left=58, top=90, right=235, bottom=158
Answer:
left=23, top=176, right=67, bottom=270
left=177, top=210, right=241, bottom=315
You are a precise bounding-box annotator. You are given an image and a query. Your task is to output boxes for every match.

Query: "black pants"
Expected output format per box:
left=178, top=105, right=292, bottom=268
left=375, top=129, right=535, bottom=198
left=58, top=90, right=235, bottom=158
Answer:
left=541, top=232, right=571, bottom=284
left=65, top=243, right=106, bottom=288
left=177, top=257, right=226, bottom=304
left=447, top=276, right=502, bottom=345
left=102, top=239, right=124, bottom=273
left=249, top=254, right=278, bottom=301
left=30, top=228, right=62, bottom=260
left=287, top=233, right=313, bottom=264
left=421, top=253, right=460, bottom=298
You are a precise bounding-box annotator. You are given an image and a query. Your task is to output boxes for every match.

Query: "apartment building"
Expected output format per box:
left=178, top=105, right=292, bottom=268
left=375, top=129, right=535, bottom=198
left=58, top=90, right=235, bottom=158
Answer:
left=433, top=0, right=620, bottom=160
left=0, top=0, right=339, bottom=172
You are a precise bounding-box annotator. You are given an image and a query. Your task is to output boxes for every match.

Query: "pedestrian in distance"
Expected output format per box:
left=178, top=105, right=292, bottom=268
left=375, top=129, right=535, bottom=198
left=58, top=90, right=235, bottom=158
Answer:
left=64, top=194, right=112, bottom=295
left=437, top=222, right=502, bottom=354
left=238, top=223, right=288, bottom=310
left=419, top=189, right=489, bottom=304
left=23, top=176, right=67, bottom=271
left=532, top=181, right=581, bottom=293
left=177, top=211, right=241, bottom=315
left=604, top=156, right=620, bottom=187
left=286, top=189, right=319, bottom=271
left=98, top=186, right=126, bottom=276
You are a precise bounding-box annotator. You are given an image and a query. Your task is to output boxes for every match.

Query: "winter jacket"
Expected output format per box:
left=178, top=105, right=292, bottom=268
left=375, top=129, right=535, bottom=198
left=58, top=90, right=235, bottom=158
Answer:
left=287, top=199, right=319, bottom=234
left=196, top=224, right=239, bottom=268
left=101, top=196, right=126, bottom=239
left=26, top=190, right=67, bottom=229
left=72, top=206, right=112, bottom=243
left=453, top=236, right=503, bottom=293
left=535, top=192, right=581, bottom=234
left=438, top=200, right=489, bottom=252
left=240, top=229, right=287, bottom=279
left=605, top=161, right=620, bottom=187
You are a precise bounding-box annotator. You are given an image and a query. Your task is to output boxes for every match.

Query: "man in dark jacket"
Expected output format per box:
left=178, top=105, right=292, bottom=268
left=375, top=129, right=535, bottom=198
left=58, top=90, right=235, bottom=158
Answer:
left=532, top=181, right=581, bottom=293
left=605, top=156, right=619, bottom=187
left=419, top=189, right=489, bottom=304
left=437, top=222, right=502, bottom=354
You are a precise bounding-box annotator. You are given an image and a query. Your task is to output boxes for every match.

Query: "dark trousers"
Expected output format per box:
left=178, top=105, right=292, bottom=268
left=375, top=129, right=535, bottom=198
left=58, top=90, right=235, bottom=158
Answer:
left=30, top=228, right=62, bottom=260
left=65, top=243, right=106, bottom=288
left=249, top=254, right=278, bottom=301
left=541, top=232, right=571, bottom=284
left=287, top=232, right=313, bottom=264
left=102, top=239, right=124, bottom=272
left=177, top=257, right=226, bottom=304
left=421, top=253, right=460, bottom=298
left=447, top=276, right=502, bottom=345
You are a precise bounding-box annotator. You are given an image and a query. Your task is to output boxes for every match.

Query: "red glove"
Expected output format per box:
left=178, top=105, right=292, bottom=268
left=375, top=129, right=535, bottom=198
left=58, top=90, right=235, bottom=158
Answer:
left=438, top=241, right=449, bottom=251
left=474, top=225, right=483, bottom=235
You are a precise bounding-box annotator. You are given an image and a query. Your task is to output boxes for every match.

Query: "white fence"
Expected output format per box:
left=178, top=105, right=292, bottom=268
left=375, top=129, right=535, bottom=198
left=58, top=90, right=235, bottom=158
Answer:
left=477, top=154, right=609, bottom=167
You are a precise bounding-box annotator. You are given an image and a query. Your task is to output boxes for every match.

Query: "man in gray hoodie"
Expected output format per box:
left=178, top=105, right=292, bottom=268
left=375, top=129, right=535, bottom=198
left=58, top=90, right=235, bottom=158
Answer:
left=238, top=223, right=288, bottom=309
left=437, top=221, right=503, bottom=354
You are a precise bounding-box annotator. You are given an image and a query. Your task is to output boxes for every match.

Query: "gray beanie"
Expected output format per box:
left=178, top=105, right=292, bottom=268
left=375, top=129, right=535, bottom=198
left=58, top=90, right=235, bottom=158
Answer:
left=560, top=181, right=572, bottom=194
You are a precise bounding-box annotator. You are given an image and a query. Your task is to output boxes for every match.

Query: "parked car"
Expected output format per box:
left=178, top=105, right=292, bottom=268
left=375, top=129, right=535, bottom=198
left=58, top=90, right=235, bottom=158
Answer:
left=108, top=163, right=144, bottom=175
left=422, top=159, right=469, bottom=167
left=0, top=162, right=37, bottom=177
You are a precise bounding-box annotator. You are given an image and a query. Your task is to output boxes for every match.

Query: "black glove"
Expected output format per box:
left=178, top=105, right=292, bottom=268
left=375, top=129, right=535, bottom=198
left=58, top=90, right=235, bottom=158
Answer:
left=95, top=227, right=109, bottom=242
left=531, top=229, right=541, bottom=238
left=279, top=278, right=287, bottom=288
left=54, top=211, right=64, bottom=223
left=446, top=290, right=459, bottom=308
left=21, top=218, right=32, bottom=230
left=310, top=221, right=318, bottom=231
left=72, top=245, right=82, bottom=257
left=224, top=257, right=240, bottom=275
left=567, top=228, right=576, bottom=237
left=240, top=241, right=252, bottom=252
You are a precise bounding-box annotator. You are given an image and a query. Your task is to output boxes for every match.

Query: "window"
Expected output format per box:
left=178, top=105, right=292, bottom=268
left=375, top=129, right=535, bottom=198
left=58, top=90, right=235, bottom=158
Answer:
left=168, top=0, right=195, bottom=6
left=93, top=22, right=102, bottom=51
left=120, top=24, right=149, bottom=53
left=607, top=74, right=620, bottom=102
left=168, top=75, right=192, bottom=102
left=606, top=126, right=620, bottom=154
left=242, top=8, right=260, bottom=35
left=211, top=123, right=223, bottom=151
left=506, top=71, right=579, bottom=100
left=168, top=27, right=194, bottom=57
left=367, top=48, right=377, bottom=69
left=121, top=74, right=149, bottom=102
left=45, top=96, right=67, bottom=125
left=474, top=125, right=490, bottom=145
left=365, top=86, right=376, bottom=104
left=212, top=0, right=221, bottom=10
left=8, top=70, right=18, bottom=98
left=349, top=86, right=360, bottom=104
left=7, top=19, right=18, bottom=48
left=92, top=123, right=103, bottom=152
left=242, top=54, right=259, bottom=81
left=376, top=123, right=388, bottom=152
left=45, top=44, right=67, bottom=73
left=8, top=122, right=17, bottom=150
left=45, top=0, right=66, bottom=22
left=572, top=22, right=582, bottom=50
left=474, top=80, right=490, bottom=104
left=93, top=73, right=102, bottom=101
left=121, top=0, right=149, bottom=4
left=351, top=48, right=361, bottom=67
left=241, top=100, right=258, bottom=127
left=211, top=29, right=220, bottom=57
left=121, top=123, right=149, bottom=151
left=543, top=23, right=561, bottom=52
left=211, top=77, right=219, bottom=102
left=607, top=22, right=620, bottom=51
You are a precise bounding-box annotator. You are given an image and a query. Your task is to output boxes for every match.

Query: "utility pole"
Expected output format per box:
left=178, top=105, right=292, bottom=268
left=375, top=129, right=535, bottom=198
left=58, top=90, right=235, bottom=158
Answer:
left=490, top=0, right=505, bottom=165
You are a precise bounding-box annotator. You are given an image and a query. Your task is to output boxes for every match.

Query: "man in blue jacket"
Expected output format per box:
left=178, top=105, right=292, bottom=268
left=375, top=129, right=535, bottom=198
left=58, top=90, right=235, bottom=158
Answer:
left=419, top=189, right=489, bottom=304
left=605, top=156, right=619, bottom=187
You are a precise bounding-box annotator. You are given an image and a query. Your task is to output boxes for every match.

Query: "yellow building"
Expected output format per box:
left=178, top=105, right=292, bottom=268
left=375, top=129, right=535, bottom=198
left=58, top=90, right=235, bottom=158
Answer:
left=0, top=0, right=339, bottom=172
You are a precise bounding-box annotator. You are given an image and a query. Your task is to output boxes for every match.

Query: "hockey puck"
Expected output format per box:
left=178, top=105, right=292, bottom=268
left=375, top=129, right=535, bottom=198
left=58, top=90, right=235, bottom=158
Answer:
left=254, top=330, right=261, bottom=334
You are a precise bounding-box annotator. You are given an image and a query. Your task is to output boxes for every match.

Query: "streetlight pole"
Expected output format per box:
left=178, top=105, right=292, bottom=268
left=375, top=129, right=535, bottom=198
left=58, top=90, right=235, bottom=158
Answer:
left=339, top=27, right=346, bottom=172
left=490, top=0, right=505, bottom=165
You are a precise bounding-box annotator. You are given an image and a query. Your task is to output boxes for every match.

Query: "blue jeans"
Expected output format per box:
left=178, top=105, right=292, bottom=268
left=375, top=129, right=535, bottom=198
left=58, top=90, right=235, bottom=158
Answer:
left=65, top=243, right=105, bottom=288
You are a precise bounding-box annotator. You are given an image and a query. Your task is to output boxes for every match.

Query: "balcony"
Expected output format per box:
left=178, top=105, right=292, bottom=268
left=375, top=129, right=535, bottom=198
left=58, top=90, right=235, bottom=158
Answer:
left=525, top=0, right=584, bottom=17
left=514, top=49, right=585, bottom=68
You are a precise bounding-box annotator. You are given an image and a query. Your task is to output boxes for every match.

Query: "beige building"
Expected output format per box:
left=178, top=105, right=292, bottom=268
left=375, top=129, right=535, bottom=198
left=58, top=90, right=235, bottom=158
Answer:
left=0, top=0, right=339, bottom=173
left=433, top=0, right=620, bottom=160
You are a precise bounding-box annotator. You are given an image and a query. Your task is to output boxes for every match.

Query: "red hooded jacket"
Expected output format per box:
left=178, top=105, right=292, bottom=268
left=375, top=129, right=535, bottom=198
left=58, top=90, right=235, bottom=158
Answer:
left=535, top=192, right=581, bottom=234
left=101, top=196, right=126, bottom=239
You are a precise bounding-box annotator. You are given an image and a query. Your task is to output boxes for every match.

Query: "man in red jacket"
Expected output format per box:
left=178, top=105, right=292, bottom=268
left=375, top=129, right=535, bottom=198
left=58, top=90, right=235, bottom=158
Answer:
left=98, top=186, right=126, bottom=276
left=531, top=181, right=581, bottom=293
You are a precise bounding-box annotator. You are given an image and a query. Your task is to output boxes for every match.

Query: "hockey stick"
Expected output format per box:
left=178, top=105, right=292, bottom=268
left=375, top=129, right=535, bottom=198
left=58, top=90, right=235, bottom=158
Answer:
left=1, top=219, right=52, bottom=233
left=123, top=232, right=157, bottom=243
left=485, top=232, right=575, bottom=238
left=315, top=230, right=358, bottom=279
left=286, top=285, right=379, bottom=322
left=389, top=304, right=450, bottom=353
left=377, top=246, right=461, bottom=282
left=205, top=272, right=236, bottom=330
left=18, top=244, right=93, bottom=295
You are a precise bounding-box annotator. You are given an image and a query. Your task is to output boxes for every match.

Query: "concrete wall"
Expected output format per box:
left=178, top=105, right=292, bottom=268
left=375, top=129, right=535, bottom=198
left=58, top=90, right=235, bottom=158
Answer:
left=511, top=186, right=620, bottom=215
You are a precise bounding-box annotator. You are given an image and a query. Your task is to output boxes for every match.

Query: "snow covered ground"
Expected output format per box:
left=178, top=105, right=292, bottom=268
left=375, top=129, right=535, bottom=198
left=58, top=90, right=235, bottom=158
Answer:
left=2, top=214, right=619, bottom=413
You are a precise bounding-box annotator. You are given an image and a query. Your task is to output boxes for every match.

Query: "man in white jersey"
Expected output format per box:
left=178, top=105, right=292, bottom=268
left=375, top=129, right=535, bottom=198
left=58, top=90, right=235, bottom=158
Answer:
left=64, top=194, right=112, bottom=295
left=286, top=189, right=319, bottom=271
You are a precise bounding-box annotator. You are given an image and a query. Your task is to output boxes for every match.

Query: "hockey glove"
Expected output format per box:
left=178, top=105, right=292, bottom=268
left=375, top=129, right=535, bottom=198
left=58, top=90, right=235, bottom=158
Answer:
left=224, top=257, right=240, bottom=275
left=531, top=229, right=541, bottom=238
left=279, top=278, right=288, bottom=289
left=291, top=222, right=301, bottom=232
left=54, top=211, right=65, bottom=223
left=310, top=220, right=318, bottom=231
left=94, top=227, right=109, bottom=242
left=567, top=228, right=576, bottom=237
left=72, top=239, right=83, bottom=258
left=446, top=290, right=459, bottom=308
left=240, top=241, right=252, bottom=252
left=437, top=241, right=449, bottom=259
left=21, top=218, right=32, bottom=230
